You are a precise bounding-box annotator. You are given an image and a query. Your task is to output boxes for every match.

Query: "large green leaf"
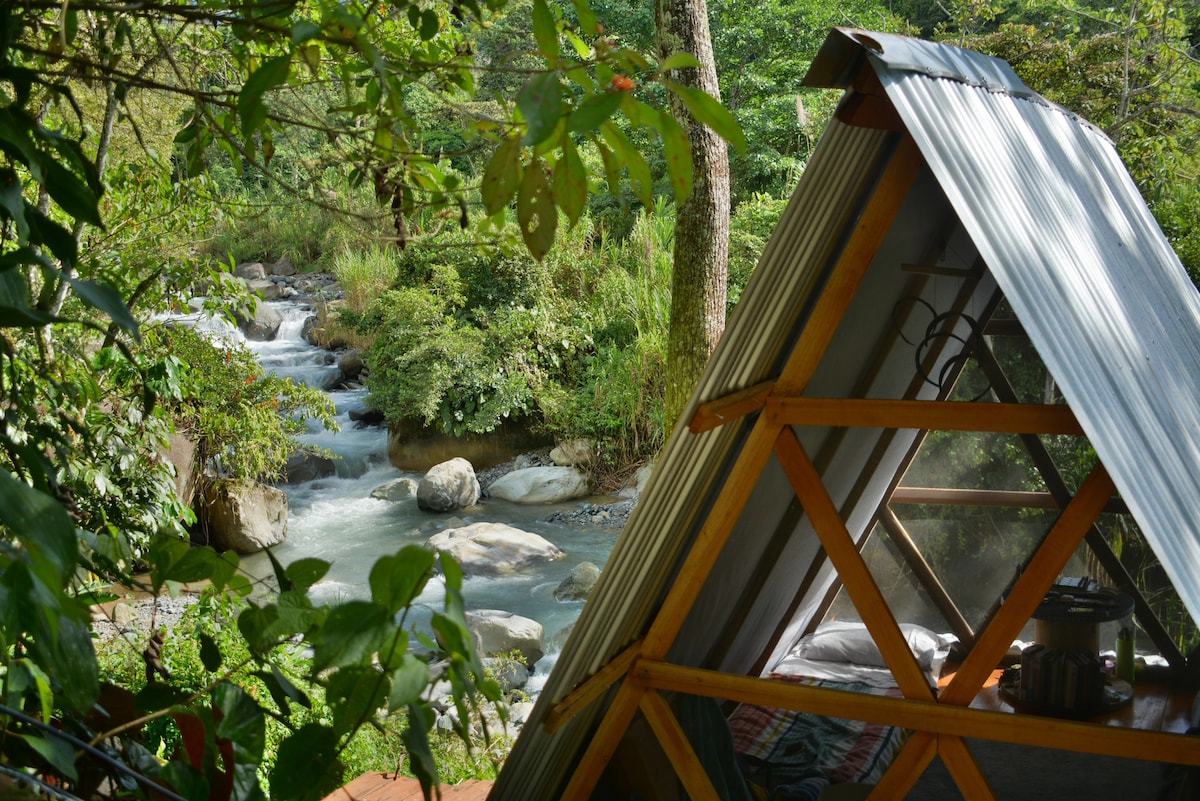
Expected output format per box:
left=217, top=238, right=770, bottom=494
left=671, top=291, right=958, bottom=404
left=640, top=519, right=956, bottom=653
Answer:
left=387, top=654, right=431, bottom=711
left=44, top=617, right=99, bottom=714
left=270, top=724, right=342, bottom=801
left=516, top=158, right=557, bottom=260
left=480, top=134, right=522, bottom=216
left=238, top=55, right=292, bottom=138
left=324, top=667, right=388, bottom=736
left=311, top=601, right=392, bottom=672
left=214, top=682, right=266, bottom=763
left=369, top=545, right=434, bottom=615
left=43, top=158, right=102, bottom=227
left=532, top=0, right=559, bottom=61
left=401, top=705, right=437, bottom=798
left=663, top=80, right=748, bottom=154
left=0, top=168, right=28, bottom=240
left=552, top=137, right=588, bottom=226
left=0, top=471, right=77, bottom=586
left=601, top=123, right=652, bottom=207
left=285, top=557, right=330, bottom=591
left=19, top=732, right=77, bottom=782
left=24, top=207, right=78, bottom=267
left=570, top=0, right=599, bottom=36
left=517, top=72, right=563, bottom=147
left=657, top=109, right=693, bottom=204
left=64, top=277, right=138, bottom=340
left=567, top=90, right=624, bottom=133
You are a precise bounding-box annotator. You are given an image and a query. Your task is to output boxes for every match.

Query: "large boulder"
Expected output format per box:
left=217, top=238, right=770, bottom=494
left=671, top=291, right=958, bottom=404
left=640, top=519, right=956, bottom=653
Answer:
left=417, top=457, right=480, bottom=512
left=247, top=278, right=284, bottom=301
left=371, top=477, right=418, bottom=501
left=269, top=256, right=296, bottom=277
left=284, top=452, right=337, bottom=484
left=466, top=609, right=545, bottom=666
left=236, top=301, right=282, bottom=341
left=338, top=349, right=365, bottom=381
left=554, top=561, right=601, bottom=602
left=234, top=261, right=266, bottom=280
left=550, top=439, right=594, bottom=467
left=487, top=466, right=589, bottom=504
left=200, top=479, right=287, bottom=553
left=427, top=521, right=564, bottom=575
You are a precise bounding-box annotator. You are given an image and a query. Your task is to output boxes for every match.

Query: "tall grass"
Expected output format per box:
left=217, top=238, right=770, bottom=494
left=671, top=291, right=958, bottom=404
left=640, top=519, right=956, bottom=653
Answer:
left=333, top=245, right=400, bottom=314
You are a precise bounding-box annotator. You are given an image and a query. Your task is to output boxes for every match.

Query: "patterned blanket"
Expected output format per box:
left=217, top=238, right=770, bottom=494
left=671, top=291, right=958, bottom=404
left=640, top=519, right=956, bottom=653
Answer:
left=727, top=674, right=909, bottom=799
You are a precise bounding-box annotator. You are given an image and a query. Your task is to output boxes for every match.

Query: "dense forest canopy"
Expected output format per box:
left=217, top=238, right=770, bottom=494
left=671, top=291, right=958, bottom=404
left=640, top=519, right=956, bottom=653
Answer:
left=2, top=0, right=1200, bottom=798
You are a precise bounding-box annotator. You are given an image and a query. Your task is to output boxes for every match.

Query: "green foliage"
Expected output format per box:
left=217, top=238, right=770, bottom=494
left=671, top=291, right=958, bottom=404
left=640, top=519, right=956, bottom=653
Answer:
left=333, top=245, right=402, bottom=314
left=140, top=324, right=338, bottom=482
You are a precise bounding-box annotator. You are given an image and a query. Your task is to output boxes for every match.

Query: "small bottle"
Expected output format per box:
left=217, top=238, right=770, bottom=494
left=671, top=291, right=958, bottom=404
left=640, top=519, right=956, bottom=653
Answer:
left=1116, top=625, right=1135, bottom=683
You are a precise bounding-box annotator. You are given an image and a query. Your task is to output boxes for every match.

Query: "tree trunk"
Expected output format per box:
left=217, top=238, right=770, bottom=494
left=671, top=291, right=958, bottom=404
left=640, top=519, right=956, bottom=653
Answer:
left=656, top=0, right=731, bottom=429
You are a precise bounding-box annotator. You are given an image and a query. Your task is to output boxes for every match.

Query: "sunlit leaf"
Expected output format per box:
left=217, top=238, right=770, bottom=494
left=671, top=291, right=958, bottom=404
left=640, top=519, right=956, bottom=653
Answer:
left=311, top=601, right=392, bottom=671
left=325, top=667, right=388, bottom=735
left=663, top=80, right=748, bottom=154
left=568, top=91, right=623, bottom=133
left=64, top=277, right=138, bottom=340
left=517, top=72, right=562, bottom=146
left=660, top=52, right=702, bottom=72
left=387, top=654, right=431, bottom=711
left=285, top=557, right=330, bottom=591
left=369, top=546, right=434, bottom=615
left=658, top=109, right=693, bottom=204
left=0, top=472, right=76, bottom=586
left=601, top=123, right=652, bottom=207
left=553, top=137, right=587, bottom=226
left=570, top=0, right=599, bottom=36
left=532, top=0, right=559, bottom=61
left=517, top=159, right=557, bottom=260
left=594, top=138, right=622, bottom=197
left=480, top=135, right=522, bottom=216
left=238, top=55, right=292, bottom=138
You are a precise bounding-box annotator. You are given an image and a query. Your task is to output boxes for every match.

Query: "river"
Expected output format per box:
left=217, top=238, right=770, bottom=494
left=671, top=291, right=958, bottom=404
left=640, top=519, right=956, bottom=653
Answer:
left=191, top=301, right=620, bottom=689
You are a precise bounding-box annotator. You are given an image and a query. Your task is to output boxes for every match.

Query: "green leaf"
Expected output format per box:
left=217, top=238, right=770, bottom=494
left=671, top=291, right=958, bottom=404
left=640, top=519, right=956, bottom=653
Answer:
left=553, top=137, right=588, bottom=226
left=402, top=704, right=438, bottom=797
left=570, top=0, right=599, bottom=36
left=254, top=665, right=311, bottom=715
left=594, top=138, right=622, bottom=197
left=64, top=277, right=138, bottom=341
left=291, top=20, right=322, bottom=43
left=311, top=601, right=392, bottom=672
left=369, top=546, right=434, bottom=615
left=0, top=472, right=76, bottom=586
left=480, top=135, right=522, bottom=216
left=285, top=557, right=330, bottom=591
left=25, top=207, right=78, bottom=267
left=663, top=80, right=747, bottom=154
left=387, top=655, right=431, bottom=711
left=159, top=762, right=209, bottom=801
left=601, top=123, right=652, bottom=207
left=46, top=617, right=99, bottom=713
left=517, top=158, right=557, bottom=260
left=0, top=168, right=28, bottom=241
left=567, top=91, right=624, bottom=133
left=658, top=109, right=693, bottom=204
left=270, top=724, right=342, bottom=801
left=20, top=732, right=78, bottom=783
left=325, top=667, right=388, bottom=736
left=214, top=682, right=266, bottom=763
left=660, top=52, right=702, bottom=72
left=200, top=632, right=222, bottom=672
left=419, top=9, right=439, bottom=40
left=238, top=55, right=292, bottom=138
left=266, top=548, right=293, bottom=592
left=517, top=72, right=563, bottom=147
left=532, top=0, right=559, bottom=61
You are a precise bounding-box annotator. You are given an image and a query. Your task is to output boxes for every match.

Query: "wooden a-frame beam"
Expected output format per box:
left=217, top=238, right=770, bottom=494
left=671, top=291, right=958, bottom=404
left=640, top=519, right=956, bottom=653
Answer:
left=557, top=129, right=924, bottom=801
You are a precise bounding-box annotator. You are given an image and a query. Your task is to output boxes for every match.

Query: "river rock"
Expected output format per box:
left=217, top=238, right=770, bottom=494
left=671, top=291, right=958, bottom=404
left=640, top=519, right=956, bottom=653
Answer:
left=270, top=257, right=296, bottom=277
left=284, top=452, right=337, bottom=483
left=338, top=349, right=365, bottom=381
left=553, top=561, right=601, bottom=602
left=247, top=278, right=284, bottom=301
left=236, top=301, right=282, bottom=341
left=467, top=609, right=545, bottom=666
left=427, top=521, right=564, bottom=574
left=417, top=457, right=480, bottom=512
left=201, top=478, right=288, bottom=553
left=487, top=465, right=589, bottom=504
left=348, top=404, right=385, bottom=427
left=234, top=261, right=266, bottom=280
left=484, top=656, right=530, bottom=694
left=371, top=477, right=418, bottom=501
left=618, top=463, right=655, bottom=499
left=550, top=439, right=594, bottom=466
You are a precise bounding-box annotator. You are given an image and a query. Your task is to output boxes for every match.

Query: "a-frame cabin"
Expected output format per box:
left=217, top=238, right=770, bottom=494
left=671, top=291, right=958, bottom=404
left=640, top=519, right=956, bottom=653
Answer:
left=489, top=28, right=1200, bottom=800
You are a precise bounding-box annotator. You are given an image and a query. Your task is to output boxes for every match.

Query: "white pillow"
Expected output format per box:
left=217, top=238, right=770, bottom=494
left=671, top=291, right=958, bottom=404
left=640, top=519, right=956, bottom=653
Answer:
left=797, top=621, right=940, bottom=670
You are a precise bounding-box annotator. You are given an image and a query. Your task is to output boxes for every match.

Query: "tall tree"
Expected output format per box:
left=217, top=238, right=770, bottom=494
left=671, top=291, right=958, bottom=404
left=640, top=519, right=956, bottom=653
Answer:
left=656, top=0, right=731, bottom=427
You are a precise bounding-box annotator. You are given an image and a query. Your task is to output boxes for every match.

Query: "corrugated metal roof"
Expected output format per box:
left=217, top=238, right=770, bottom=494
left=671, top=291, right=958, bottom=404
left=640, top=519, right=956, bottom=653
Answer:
left=492, top=28, right=1200, bottom=799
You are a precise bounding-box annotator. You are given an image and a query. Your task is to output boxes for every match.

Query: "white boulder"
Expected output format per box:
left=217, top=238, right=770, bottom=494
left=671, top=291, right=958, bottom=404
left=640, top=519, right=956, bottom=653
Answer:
left=487, top=466, right=588, bottom=504
left=467, top=609, right=545, bottom=666
left=427, top=521, right=564, bottom=575
left=417, top=457, right=480, bottom=512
